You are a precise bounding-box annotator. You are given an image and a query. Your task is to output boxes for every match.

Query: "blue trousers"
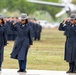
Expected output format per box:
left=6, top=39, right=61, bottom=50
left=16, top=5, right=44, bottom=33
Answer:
left=18, top=60, right=26, bottom=70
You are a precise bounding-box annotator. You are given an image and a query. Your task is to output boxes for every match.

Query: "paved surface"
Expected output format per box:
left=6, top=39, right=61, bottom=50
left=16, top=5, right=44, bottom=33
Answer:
left=0, top=69, right=76, bottom=75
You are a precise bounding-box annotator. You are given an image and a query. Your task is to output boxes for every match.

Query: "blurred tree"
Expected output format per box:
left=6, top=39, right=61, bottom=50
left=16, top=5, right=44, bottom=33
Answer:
left=5, top=0, right=36, bottom=14
left=72, top=0, right=76, bottom=4
left=0, top=0, right=61, bottom=20
left=0, top=0, right=6, bottom=11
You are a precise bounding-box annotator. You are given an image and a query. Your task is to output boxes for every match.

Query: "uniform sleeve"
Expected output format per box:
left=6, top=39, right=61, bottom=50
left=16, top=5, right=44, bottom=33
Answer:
left=29, top=26, right=33, bottom=45
left=58, top=23, right=66, bottom=31
left=3, top=28, right=7, bottom=46
left=11, top=23, right=17, bottom=31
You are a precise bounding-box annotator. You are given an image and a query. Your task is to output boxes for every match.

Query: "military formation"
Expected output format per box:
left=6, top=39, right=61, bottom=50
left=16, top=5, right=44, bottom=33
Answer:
left=59, top=14, right=76, bottom=73
left=2, top=15, right=42, bottom=41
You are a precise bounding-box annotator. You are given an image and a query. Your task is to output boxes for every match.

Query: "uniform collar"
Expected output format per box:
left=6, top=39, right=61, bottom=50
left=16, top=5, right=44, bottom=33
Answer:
left=0, top=24, right=3, bottom=27
left=72, top=25, right=74, bottom=27
left=20, top=23, right=28, bottom=29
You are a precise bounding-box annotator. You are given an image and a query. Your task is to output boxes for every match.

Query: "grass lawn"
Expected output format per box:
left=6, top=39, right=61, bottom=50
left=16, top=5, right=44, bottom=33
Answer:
left=3, top=28, right=69, bottom=71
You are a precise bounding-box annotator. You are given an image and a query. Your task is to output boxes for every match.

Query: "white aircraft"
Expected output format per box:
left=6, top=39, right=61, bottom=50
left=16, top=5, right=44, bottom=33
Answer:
left=27, top=0, right=76, bottom=17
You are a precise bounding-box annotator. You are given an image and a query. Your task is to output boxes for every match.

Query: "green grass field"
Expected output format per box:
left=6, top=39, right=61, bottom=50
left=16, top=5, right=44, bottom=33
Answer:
left=3, top=28, right=69, bottom=71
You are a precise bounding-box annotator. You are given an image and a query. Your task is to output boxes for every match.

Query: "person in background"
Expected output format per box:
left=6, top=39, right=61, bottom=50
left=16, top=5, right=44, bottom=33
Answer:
left=36, top=22, right=42, bottom=41
left=0, top=15, right=7, bottom=71
left=5, top=16, right=14, bottom=40
left=33, top=18, right=38, bottom=40
left=28, top=17, right=35, bottom=39
left=10, top=13, right=33, bottom=72
left=58, top=14, right=76, bottom=73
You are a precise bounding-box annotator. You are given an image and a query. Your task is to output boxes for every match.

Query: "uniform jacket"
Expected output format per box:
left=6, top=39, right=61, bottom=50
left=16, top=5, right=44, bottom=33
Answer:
left=0, top=24, right=7, bottom=62
left=59, top=22, right=76, bottom=62
left=11, top=22, right=33, bottom=60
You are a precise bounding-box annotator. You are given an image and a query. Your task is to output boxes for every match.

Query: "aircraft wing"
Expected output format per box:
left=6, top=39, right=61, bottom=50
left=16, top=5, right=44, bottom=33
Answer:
left=55, top=9, right=66, bottom=17
left=27, top=0, right=65, bottom=8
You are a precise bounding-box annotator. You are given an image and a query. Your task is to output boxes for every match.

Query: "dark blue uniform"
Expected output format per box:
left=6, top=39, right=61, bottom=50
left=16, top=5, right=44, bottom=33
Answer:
left=0, top=25, right=7, bottom=69
left=28, top=22, right=35, bottom=38
left=36, top=24, right=42, bottom=40
left=33, top=23, right=38, bottom=40
left=11, top=21, right=17, bottom=40
left=10, top=22, right=33, bottom=71
left=5, top=21, right=14, bottom=40
left=58, top=22, right=76, bottom=72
